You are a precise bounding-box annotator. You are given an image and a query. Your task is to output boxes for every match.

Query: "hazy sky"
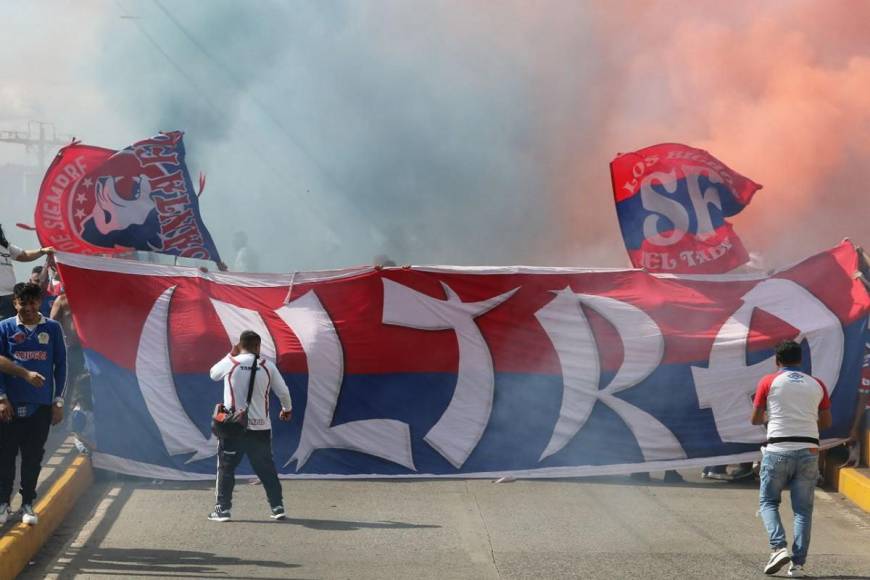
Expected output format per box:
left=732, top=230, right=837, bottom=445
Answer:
left=2, top=0, right=868, bottom=273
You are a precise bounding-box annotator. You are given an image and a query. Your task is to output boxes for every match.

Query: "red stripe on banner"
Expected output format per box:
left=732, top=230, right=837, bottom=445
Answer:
left=57, top=242, right=870, bottom=376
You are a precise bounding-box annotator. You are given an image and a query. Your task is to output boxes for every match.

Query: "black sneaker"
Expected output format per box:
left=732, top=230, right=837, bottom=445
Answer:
left=208, top=506, right=231, bottom=522
left=270, top=505, right=286, bottom=520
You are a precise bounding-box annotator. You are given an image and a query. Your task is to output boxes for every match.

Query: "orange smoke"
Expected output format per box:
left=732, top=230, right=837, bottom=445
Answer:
left=444, top=1, right=870, bottom=267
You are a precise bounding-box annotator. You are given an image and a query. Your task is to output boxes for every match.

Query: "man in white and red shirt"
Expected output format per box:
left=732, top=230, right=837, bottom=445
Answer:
left=208, top=330, right=292, bottom=523
left=750, top=340, right=832, bottom=577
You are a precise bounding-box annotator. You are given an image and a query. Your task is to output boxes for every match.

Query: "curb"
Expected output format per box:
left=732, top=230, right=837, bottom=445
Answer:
left=838, top=467, right=870, bottom=512
left=863, top=424, right=870, bottom=469
left=829, top=425, right=870, bottom=514
left=0, top=455, right=93, bottom=580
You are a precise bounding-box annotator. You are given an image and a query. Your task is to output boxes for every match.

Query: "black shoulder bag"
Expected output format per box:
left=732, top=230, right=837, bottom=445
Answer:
left=211, top=356, right=258, bottom=439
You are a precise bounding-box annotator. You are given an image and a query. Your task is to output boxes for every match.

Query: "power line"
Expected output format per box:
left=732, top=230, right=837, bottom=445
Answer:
left=113, top=0, right=343, bottom=244
left=150, top=0, right=383, bottom=237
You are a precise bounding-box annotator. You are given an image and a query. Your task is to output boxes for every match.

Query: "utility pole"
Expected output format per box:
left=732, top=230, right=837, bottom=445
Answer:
left=0, top=121, right=70, bottom=170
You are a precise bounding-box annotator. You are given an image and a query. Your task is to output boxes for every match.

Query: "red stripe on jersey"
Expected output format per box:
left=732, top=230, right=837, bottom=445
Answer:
left=226, top=358, right=240, bottom=408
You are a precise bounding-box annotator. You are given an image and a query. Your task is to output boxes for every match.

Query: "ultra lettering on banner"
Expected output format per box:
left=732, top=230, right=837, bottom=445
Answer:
left=55, top=242, right=869, bottom=480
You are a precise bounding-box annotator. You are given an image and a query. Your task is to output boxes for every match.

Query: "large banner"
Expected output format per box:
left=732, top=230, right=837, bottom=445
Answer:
left=611, top=143, right=762, bottom=273
left=56, top=242, right=869, bottom=479
left=35, top=132, right=222, bottom=262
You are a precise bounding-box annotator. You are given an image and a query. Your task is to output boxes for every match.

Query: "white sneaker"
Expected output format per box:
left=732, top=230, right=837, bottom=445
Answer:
left=764, top=547, right=790, bottom=575
left=21, top=504, right=38, bottom=525
left=0, top=503, right=9, bottom=525
left=787, top=563, right=804, bottom=577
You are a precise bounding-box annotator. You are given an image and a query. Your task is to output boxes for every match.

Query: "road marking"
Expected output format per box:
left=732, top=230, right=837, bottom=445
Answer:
left=44, top=485, right=122, bottom=579
left=816, top=489, right=870, bottom=530
left=449, top=482, right=500, bottom=578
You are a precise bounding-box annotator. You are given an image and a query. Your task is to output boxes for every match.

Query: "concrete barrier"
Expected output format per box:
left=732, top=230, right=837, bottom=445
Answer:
left=839, top=467, right=870, bottom=512
left=830, top=421, right=870, bottom=514
left=0, top=455, right=93, bottom=580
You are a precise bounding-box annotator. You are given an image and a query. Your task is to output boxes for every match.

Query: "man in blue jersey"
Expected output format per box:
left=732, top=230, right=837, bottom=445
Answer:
left=0, top=282, right=67, bottom=526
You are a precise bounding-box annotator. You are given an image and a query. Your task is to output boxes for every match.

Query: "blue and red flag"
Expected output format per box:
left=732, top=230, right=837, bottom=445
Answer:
left=54, top=241, right=869, bottom=479
left=611, top=143, right=761, bottom=273
left=35, top=131, right=221, bottom=262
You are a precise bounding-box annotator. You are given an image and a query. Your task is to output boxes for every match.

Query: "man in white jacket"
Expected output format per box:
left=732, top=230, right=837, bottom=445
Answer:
left=208, top=330, right=292, bottom=522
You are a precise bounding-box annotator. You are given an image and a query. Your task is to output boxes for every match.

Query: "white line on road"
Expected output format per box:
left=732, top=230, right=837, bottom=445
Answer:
left=816, top=489, right=870, bottom=531
left=43, top=485, right=122, bottom=580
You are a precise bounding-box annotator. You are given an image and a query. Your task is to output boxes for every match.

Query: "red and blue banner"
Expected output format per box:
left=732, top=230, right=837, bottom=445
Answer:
left=611, top=143, right=761, bottom=273
left=35, top=132, right=221, bottom=262
left=56, top=242, right=869, bottom=479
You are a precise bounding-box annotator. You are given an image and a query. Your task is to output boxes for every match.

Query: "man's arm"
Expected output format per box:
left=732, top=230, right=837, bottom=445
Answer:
left=37, top=264, right=50, bottom=293
left=818, top=408, right=833, bottom=431
left=0, top=329, right=14, bottom=420
left=817, top=379, right=833, bottom=432
left=209, top=355, right=234, bottom=381
left=14, top=246, right=53, bottom=263
left=50, top=293, right=67, bottom=321
left=52, top=322, right=67, bottom=400
left=750, top=406, right=766, bottom=425
left=267, top=360, right=293, bottom=412
left=750, top=374, right=773, bottom=425
left=0, top=355, right=45, bottom=387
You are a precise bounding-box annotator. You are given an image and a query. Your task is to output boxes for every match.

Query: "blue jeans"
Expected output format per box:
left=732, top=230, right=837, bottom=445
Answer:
left=758, top=448, right=818, bottom=565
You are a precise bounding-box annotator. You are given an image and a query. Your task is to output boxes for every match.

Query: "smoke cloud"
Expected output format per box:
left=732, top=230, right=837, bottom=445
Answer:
left=1, top=1, right=868, bottom=272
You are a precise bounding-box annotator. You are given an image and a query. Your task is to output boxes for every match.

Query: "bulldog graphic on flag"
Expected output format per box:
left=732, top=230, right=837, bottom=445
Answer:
left=611, top=143, right=761, bottom=274
left=35, top=132, right=222, bottom=262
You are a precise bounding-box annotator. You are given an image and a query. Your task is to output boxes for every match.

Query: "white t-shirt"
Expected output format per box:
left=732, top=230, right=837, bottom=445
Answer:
left=209, top=353, right=292, bottom=431
left=753, top=368, right=830, bottom=452
left=0, top=244, right=23, bottom=296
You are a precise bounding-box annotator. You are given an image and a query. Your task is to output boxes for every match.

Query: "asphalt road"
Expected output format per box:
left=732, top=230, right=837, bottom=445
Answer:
left=21, top=470, right=870, bottom=579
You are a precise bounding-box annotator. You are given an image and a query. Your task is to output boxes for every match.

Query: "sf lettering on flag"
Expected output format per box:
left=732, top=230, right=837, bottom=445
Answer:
left=610, top=143, right=762, bottom=273
left=34, top=131, right=222, bottom=262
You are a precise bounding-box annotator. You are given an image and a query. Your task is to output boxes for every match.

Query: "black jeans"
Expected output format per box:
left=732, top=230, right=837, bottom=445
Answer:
left=215, top=429, right=283, bottom=510
left=0, top=404, right=52, bottom=505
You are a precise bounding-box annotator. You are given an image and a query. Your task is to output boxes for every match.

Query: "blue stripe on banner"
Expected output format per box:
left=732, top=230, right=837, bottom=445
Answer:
left=83, top=317, right=865, bottom=477
left=616, top=175, right=747, bottom=249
